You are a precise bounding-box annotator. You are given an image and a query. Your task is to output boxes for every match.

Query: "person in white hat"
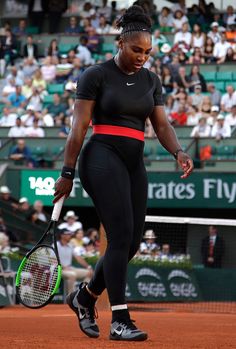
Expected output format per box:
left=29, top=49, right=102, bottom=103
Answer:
left=207, top=22, right=221, bottom=44
left=58, top=210, right=82, bottom=233
left=211, top=114, right=231, bottom=140
left=139, top=230, right=159, bottom=256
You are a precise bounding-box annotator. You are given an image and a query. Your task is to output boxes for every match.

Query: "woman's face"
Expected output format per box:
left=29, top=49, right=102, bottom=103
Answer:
left=192, top=65, right=199, bottom=74
left=119, top=32, right=152, bottom=73
left=193, top=24, right=200, bottom=33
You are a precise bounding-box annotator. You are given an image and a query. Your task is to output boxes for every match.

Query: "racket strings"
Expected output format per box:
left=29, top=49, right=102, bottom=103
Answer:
left=18, top=247, right=59, bottom=307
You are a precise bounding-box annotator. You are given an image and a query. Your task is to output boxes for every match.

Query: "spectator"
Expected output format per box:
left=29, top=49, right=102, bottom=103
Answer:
left=190, top=85, right=204, bottom=108
left=172, top=9, right=189, bottom=33
left=190, top=116, right=211, bottom=137
left=57, top=229, right=93, bottom=294
left=223, top=47, right=236, bottom=63
left=30, top=200, right=48, bottom=223
left=84, top=228, right=100, bottom=253
left=201, top=225, right=224, bottom=268
left=188, top=65, right=207, bottom=93
left=22, top=77, right=34, bottom=99
left=158, top=7, right=173, bottom=29
left=67, top=57, right=84, bottom=83
left=75, top=35, right=93, bottom=66
left=164, top=95, right=174, bottom=118
left=12, top=19, right=27, bottom=36
left=25, top=118, right=45, bottom=138
left=58, top=210, right=83, bottom=233
left=207, top=105, right=220, bottom=126
left=46, top=93, right=67, bottom=125
left=97, top=0, right=112, bottom=22
left=22, top=58, right=38, bottom=79
left=159, top=243, right=172, bottom=260
left=139, top=230, right=159, bottom=256
left=173, top=22, right=191, bottom=50
left=213, top=32, right=231, bottom=64
left=161, top=65, right=173, bottom=94
left=169, top=103, right=188, bottom=126
left=174, top=66, right=191, bottom=90
left=203, top=36, right=215, bottom=63
left=96, top=15, right=111, bottom=34
left=9, top=138, right=35, bottom=167
left=6, top=66, right=24, bottom=86
left=65, top=16, right=83, bottom=34
left=190, top=23, right=206, bottom=50
left=58, top=115, right=71, bottom=137
left=21, top=104, right=38, bottom=126
left=223, top=6, right=236, bottom=29
left=8, top=117, right=26, bottom=138
left=2, top=29, right=18, bottom=66
left=160, top=43, right=172, bottom=65
left=211, top=114, right=231, bottom=140
left=41, top=56, right=56, bottom=83
left=3, top=77, right=17, bottom=98
left=207, top=83, right=221, bottom=107
left=188, top=47, right=205, bottom=65
left=207, top=22, right=221, bottom=44
left=32, top=68, right=47, bottom=93
left=0, top=186, right=15, bottom=204
left=171, top=0, right=187, bottom=15
left=7, top=85, right=26, bottom=110
left=47, top=39, right=59, bottom=58
left=221, top=85, right=236, bottom=113
left=186, top=105, right=201, bottom=126
left=70, top=228, right=86, bottom=248
left=225, top=105, right=236, bottom=126
left=0, top=107, right=18, bottom=127
left=55, top=55, right=73, bottom=83
left=87, top=27, right=101, bottom=54
left=0, top=40, right=6, bottom=77
left=199, top=96, right=212, bottom=119
left=16, top=197, right=32, bottom=218
left=0, top=232, right=10, bottom=254
left=23, top=35, right=38, bottom=61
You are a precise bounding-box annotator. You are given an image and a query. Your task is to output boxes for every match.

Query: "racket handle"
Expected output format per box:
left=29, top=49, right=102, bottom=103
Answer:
left=51, top=196, right=65, bottom=221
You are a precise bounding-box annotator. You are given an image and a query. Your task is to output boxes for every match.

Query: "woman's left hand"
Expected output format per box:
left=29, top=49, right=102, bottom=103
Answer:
left=177, top=152, right=194, bottom=179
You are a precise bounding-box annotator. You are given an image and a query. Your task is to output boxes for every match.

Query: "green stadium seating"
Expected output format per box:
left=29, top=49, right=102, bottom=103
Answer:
left=47, top=83, right=64, bottom=95
left=214, top=81, right=225, bottom=92
left=204, top=72, right=216, bottom=82
left=43, top=94, right=54, bottom=106
left=150, top=146, right=173, bottom=160
left=101, top=42, right=114, bottom=54
left=211, top=145, right=236, bottom=160
left=31, top=145, right=48, bottom=164
left=58, top=43, right=75, bottom=54
left=232, top=72, right=236, bottom=80
left=216, top=72, right=232, bottom=82
left=26, top=26, right=39, bottom=34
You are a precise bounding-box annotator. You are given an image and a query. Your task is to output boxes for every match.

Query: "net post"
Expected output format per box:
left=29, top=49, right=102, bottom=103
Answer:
left=96, top=224, right=109, bottom=311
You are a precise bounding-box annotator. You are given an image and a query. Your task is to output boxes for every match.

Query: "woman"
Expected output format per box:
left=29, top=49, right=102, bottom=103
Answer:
left=47, top=39, right=59, bottom=58
left=188, top=47, right=205, bottom=65
left=161, top=65, right=173, bottom=94
left=54, top=5, right=193, bottom=341
left=203, top=37, right=215, bottom=63
left=188, top=65, right=207, bottom=92
left=190, top=24, right=206, bottom=50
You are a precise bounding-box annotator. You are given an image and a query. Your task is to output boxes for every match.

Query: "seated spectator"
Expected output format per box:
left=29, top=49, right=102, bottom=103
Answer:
left=41, top=56, right=56, bottom=83
left=30, top=200, right=48, bottom=223
left=190, top=85, right=205, bottom=108
left=172, top=87, right=189, bottom=112
left=213, top=32, right=231, bottom=64
left=161, top=65, right=173, bottom=94
left=83, top=239, right=98, bottom=257
left=0, top=215, right=18, bottom=242
left=190, top=116, right=211, bottom=137
left=67, top=49, right=76, bottom=64
left=190, top=23, right=206, bottom=50
left=57, top=229, right=93, bottom=294
left=169, top=103, right=188, bottom=126
left=0, top=107, right=18, bottom=127
left=173, top=22, right=191, bottom=50
left=211, top=114, right=231, bottom=140
left=168, top=55, right=181, bottom=80
left=8, top=117, right=26, bottom=138
left=12, top=19, right=27, bottom=36
left=47, top=39, right=59, bottom=58
left=25, top=118, right=45, bottom=138
left=75, top=35, right=93, bottom=66
left=221, top=85, right=236, bottom=113
left=171, top=0, right=187, bottom=15
left=172, top=9, right=189, bottom=33
left=225, top=105, right=236, bottom=126
left=223, top=47, right=236, bottom=63
left=80, top=2, right=96, bottom=20
left=22, top=57, right=38, bottom=78
left=70, top=228, right=86, bottom=248
left=139, top=230, right=159, bottom=256
left=45, top=93, right=67, bottom=126
left=2, top=78, right=17, bottom=97
left=176, top=46, right=188, bottom=64
left=223, top=6, right=236, bottom=30
left=158, top=7, right=173, bottom=29
left=200, top=96, right=212, bottom=119
left=23, top=35, right=38, bottom=61
left=152, top=29, right=168, bottom=54
left=9, top=138, right=35, bottom=167
left=58, top=115, right=71, bottom=137
left=55, top=54, right=73, bottom=83
left=207, top=105, right=220, bottom=126
left=32, top=68, right=47, bottom=93
left=67, top=57, right=84, bottom=83
left=16, top=197, right=32, bottom=218
left=186, top=105, right=201, bottom=126
left=188, top=65, right=207, bottom=93
left=160, top=43, right=172, bottom=65
left=22, top=77, right=34, bottom=99
left=85, top=228, right=100, bottom=251
left=174, top=66, right=191, bottom=90
left=188, top=47, right=205, bottom=65
left=207, top=22, right=221, bottom=44
left=21, top=104, right=39, bottom=126
left=159, top=243, right=172, bottom=260
left=203, top=36, right=215, bottom=63
left=0, top=186, right=16, bottom=205
left=207, top=83, right=221, bottom=107
left=96, top=15, right=111, bottom=34
left=2, top=29, right=18, bottom=66
left=65, top=16, right=83, bottom=34
left=27, top=87, right=44, bottom=112
left=164, top=95, right=174, bottom=118
left=58, top=210, right=83, bottom=233
left=87, top=26, right=101, bottom=53
left=0, top=232, right=11, bottom=254
left=6, top=66, right=24, bottom=86
left=97, top=0, right=112, bottom=21
left=7, top=85, right=27, bottom=111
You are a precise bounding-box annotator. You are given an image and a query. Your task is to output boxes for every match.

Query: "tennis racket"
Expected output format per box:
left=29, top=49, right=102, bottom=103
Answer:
left=15, top=196, right=64, bottom=308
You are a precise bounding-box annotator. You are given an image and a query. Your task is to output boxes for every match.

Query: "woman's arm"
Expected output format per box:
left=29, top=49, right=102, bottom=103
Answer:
left=149, top=105, right=194, bottom=178
left=53, top=99, right=95, bottom=203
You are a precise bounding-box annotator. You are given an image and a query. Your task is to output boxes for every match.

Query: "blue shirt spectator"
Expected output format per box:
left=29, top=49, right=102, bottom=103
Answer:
left=8, top=86, right=26, bottom=108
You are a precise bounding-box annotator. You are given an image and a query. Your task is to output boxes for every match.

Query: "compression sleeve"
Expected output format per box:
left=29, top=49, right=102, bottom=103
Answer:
left=76, top=65, right=103, bottom=100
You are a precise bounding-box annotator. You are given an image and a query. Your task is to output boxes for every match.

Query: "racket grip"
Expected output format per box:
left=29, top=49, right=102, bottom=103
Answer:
left=51, top=196, right=65, bottom=221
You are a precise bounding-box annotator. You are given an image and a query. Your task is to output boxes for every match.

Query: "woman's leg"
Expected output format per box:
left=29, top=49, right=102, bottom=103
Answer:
left=79, top=140, right=134, bottom=306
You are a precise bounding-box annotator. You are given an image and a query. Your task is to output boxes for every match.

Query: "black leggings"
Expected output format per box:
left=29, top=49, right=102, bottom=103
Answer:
left=79, top=135, right=147, bottom=306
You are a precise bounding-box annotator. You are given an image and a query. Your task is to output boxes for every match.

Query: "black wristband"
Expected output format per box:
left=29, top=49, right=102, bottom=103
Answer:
left=61, top=166, right=75, bottom=180
left=173, top=149, right=184, bottom=160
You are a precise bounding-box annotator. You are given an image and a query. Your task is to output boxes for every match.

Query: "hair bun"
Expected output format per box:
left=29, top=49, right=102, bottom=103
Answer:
left=116, top=5, right=152, bottom=30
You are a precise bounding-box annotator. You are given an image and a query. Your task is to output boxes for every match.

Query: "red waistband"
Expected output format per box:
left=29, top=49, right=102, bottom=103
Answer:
left=92, top=125, right=144, bottom=141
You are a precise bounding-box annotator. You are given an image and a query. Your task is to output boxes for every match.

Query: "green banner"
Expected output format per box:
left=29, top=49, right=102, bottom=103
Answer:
left=18, top=170, right=236, bottom=208
left=126, top=266, right=201, bottom=302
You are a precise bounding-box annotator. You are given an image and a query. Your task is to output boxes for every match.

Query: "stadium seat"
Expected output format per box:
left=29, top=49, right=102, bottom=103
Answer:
left=216, top=72, right=232, bottom=82
left=211, top=145, right=236, bottom=160
left=214, top=81, right=225, bottom=93
left=144, top=144, right=153, bottom=158
left=26, top=26, right=39, bottom=34
left=58, top=43, right=75, bottom=54
left=43, top=94, right=54, bottom=106
left=47, top=84, right=64, bottom=95
left=232, top=72, right=236, bottom=81
left=152, top=146, right=173, bottom=160
left=101, top=43, right=114, bottom=54
left=204, top=72, right=216, bottom=82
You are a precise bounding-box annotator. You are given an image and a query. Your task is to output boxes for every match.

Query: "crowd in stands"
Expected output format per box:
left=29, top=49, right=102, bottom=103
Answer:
left=0, top=1, right=235, bottom=149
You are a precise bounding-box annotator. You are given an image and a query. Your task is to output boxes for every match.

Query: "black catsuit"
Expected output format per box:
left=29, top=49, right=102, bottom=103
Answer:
left=77, top=59, right=164, bottom=305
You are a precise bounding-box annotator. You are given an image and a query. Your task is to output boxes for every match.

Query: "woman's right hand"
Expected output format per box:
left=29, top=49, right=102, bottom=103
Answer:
left=53, top=176, right=73, bottom=203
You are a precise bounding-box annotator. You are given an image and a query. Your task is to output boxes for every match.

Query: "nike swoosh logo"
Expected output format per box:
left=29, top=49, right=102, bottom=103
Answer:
left=126, top=83, right=135, bottom=86
left=113, top=328, right=123, bottom=335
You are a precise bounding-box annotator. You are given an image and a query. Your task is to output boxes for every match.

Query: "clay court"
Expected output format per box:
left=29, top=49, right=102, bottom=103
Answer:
left=1, top=304, right=236, bottom=349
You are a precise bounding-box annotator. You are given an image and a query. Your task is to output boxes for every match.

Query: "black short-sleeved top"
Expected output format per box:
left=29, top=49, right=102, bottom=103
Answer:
left=76, top=58, right=164, bottom=132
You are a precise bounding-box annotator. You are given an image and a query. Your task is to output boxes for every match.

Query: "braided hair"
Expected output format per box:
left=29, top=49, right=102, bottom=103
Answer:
left=116, top=5, right=152, bottom=38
